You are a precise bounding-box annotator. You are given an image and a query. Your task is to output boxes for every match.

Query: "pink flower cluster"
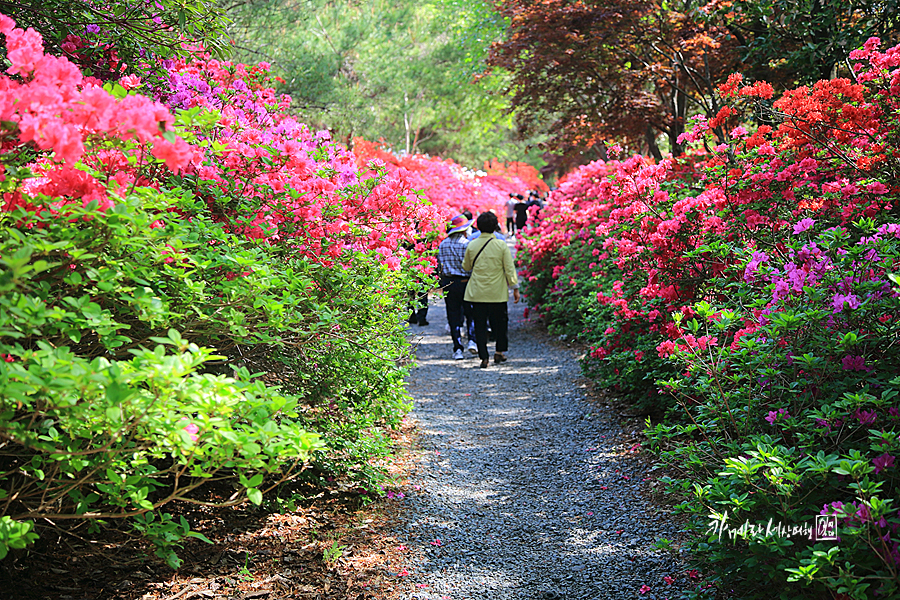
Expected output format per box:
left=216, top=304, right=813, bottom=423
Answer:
left=352, top=138, right=545, bottom=226
left=0, top=16, right=487, bottom=271
left=0, top=15, right=193, bottom=172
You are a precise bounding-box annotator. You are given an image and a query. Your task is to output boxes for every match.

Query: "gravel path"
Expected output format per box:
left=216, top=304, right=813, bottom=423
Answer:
left=396, top=250, right=689, bottom=600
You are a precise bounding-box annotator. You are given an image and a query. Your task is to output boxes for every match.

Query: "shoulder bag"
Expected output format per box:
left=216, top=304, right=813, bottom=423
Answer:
left=470, top=237, right=493, bottom=269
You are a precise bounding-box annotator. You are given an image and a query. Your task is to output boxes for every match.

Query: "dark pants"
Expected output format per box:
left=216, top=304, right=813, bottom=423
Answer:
left=472, top=302, right=508, bottom=360
left=516, top=213, right=527, bottom=231
left=442, top=277, right=473, bottom=351
left=506, top=217, right=516, bottom=236
left=408, top=289, right=428, bottom=324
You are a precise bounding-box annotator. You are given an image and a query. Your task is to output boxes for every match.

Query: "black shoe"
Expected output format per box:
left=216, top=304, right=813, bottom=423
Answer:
left=418, top=320, right=429, bottom=326
left=479, top=359, right=489, bottom=368
left=494, top=352, right=507, bottom=364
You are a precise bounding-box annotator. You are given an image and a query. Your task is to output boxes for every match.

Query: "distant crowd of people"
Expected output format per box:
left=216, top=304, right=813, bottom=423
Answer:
left=505, top=190, right=544, bottom=238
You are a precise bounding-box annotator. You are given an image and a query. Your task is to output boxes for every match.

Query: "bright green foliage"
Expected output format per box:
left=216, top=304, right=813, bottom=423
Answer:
left=0, top=517, right=38, bottom=562
left=0, top=185, right=416, bottom=565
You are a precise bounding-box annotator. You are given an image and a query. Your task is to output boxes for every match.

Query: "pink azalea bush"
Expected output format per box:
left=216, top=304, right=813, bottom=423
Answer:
left=353, top=138, right=541, bottom=228
left=518, top=39, right=900, bottom=600
left=0, top=14, right=441, bottom=567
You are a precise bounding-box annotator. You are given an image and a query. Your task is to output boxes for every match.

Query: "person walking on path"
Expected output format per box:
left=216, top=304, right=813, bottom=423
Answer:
left=514, top=196, right=530, bottom=233
left=463, top=211, right=520, bottom=368
left=404, top=234, right=431, bottom=326
left=467, top=211, right=506, bottom=242
left=437, top=214, right=477, bottom=360
left=506, top=193, right=521, bottom=237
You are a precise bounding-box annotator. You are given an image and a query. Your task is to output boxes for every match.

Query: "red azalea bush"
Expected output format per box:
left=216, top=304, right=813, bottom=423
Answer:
left=483, top=159, right=549, bottom=195
left=517, top=153, right=707, bottom=411
left=518, top=39, right=900, bottom=599
left=0, top=15, right=439, bottom=566
left=353, top=137, right=540, bottom=227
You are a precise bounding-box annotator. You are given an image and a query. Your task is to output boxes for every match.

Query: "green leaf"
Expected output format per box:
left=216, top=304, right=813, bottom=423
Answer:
left=247, top=488, right=263, bottom=505
left=185, top=530, right=214, bottom=544
left=105, top=406, right=123, bottom=422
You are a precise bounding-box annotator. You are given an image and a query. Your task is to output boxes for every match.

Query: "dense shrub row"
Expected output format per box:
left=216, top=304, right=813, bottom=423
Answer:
left=518, top=39, right=900, bottom=599
left=352, top=137, right=546, bottom=220
left=0, top=15, right=442, bottom=566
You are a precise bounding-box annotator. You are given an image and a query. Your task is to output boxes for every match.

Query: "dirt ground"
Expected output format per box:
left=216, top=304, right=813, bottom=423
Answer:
left=0, top=422, right=420, bottom=600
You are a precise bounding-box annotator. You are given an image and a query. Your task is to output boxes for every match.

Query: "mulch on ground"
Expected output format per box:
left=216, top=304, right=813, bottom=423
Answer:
left=0, top=422, right=420, bottom=600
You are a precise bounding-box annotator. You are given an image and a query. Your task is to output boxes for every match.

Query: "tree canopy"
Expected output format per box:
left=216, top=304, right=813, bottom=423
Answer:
left=223, top=0, right=545, bottom=167
left=486, top=0, right=741, bottom=162
left=700, top=0, right=900, bottom=84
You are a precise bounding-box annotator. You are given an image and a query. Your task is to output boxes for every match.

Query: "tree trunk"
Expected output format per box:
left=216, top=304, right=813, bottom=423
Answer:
left=811, top=0, right=837, bottom=81
left=670, top=85, right=686, bottom=157
left=404, top=92, right=411, bottom=155
left=645, top=125, right=663, bottom=162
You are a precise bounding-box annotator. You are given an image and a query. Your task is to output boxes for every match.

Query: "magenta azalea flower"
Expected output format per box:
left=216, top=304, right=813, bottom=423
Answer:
left=183, top=422, right=199, bottom=442
left=792, top=218, right=815, bottom=234
left=832, top=293, right=860, bottom=312
left=854, top=409, right=878, bottom=425
left=820, top=501, right=844, bottom=515
left=765, top=408, right=791, bottom=424
left=841, top=355, right=866, bottom=371
left=873, top=453, right=896, bottom=474
left=743, top=251, right=768, bottom=282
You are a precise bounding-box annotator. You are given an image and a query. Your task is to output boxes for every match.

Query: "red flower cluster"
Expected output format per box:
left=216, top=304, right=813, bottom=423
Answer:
left=352, top=138, right=542, bottom=225
left=0, top=15, right=193, bottom=215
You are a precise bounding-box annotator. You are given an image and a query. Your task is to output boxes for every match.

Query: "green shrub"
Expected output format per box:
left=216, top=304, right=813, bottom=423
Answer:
left=648, top=221, right=900, bottom=599
left=0, top=185, right=419, bottom=565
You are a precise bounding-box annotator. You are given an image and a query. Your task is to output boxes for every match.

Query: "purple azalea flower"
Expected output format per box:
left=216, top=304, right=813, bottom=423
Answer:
left=873, top=453, right=896, bottom=474
left=744, top=251, right=768, bottom=283
left=793, top=218, right=815, bottom=234
left=765, top=408, right=791, bottom=424
left=772, top=278, right=791, bottom=301
left=820, top=501, right=844, bottom=515
left=832, top=293, right=860, bottom=312
left=841, top=355, right=866, bottom=371
left=854, top=408, right=878, bottom=425
left=853, top=502, right=871, bottom=522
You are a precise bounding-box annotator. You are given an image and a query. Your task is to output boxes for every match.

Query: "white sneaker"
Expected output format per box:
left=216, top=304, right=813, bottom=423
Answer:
left=467, top=340, right=478, bottom=354
left=452, top=349, right=465, bottom=360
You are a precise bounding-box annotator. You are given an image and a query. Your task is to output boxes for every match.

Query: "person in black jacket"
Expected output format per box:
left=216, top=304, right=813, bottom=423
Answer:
left=514, top=196, right=529, bottom=233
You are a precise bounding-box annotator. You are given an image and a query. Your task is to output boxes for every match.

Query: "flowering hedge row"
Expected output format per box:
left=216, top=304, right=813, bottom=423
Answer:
left=0, top=15, right=449, bottom=567
left=518, top=38, right=900, bottom=599
left=353, top=137, right=544, bottom=224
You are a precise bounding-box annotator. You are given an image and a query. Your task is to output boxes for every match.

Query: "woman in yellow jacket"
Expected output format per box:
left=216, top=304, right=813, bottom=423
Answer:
left=463, top=211, right=521, bottom=368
